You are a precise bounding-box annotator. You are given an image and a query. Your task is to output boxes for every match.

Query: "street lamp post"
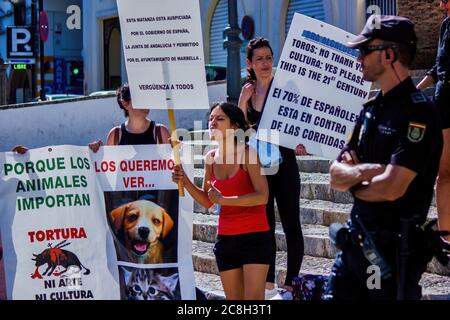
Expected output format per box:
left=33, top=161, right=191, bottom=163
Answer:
left=223, top=0, right=242, bottom=105
left=38, top=0, right=46, bottom=101
left=31, top=0, right=37, bottom=99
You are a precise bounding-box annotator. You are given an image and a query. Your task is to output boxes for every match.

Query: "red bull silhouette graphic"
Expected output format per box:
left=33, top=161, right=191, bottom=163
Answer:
left=31, top=240, right=90, bottom=279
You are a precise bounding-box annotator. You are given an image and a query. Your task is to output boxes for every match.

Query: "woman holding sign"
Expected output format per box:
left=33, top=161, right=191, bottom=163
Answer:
left=89, top=83, right=171, bottom=149
left=238, top=37, right=304, bottom=300
left=172, top=102, right=271, bottom=300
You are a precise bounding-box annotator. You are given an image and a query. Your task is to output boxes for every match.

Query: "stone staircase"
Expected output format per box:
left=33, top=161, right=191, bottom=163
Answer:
left=188, top=143, right=450, bottom=300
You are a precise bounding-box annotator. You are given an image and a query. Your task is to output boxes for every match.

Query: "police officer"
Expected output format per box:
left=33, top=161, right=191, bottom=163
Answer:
left=417, top=0, right=450, bottom=241
left=327, top=15, right=443, bottom=300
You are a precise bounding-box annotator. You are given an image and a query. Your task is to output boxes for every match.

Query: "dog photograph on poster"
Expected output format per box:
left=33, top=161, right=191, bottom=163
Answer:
left=118, top=266, right=180, bottom=300
left=104, top=190, right=178, bottom=264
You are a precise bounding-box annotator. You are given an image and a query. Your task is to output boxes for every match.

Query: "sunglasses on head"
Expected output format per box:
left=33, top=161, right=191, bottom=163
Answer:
left=442, top=0, right=448, bottom=4
left=358, top=44, right=398, bottom=57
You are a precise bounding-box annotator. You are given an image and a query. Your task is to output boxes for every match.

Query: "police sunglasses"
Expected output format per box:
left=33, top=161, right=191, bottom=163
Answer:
left=441, top=0, right=448, bottom=4
left=358, top=44, right=398, bottom=57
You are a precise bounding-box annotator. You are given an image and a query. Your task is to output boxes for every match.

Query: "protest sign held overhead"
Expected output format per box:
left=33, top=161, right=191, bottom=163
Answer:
left=257, top=14, right=371, bottom=160
left=117, top=0, right=209, bottom=110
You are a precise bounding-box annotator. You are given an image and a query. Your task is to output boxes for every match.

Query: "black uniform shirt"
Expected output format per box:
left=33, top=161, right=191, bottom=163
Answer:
left=340, top=78, right=443, bottom=231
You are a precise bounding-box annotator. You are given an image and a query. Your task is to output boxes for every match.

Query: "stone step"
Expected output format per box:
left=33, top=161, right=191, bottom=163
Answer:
left=195, top=271, right=450, bottom=300
left=296, top=156, right=331, bottom=174
left=192, top=212, right=449, bottom=276
left=192, top=240, right=450, bottom=300
left=195, top=198, right=437, bottom=231
left=193, top=240, right=335, bottom=286
left=193, top=169, right=353, bottom=204
left=192, top=213, right=336, bottom=259
left=300, top=199, right=352, bottom=225
left=299, top=199, right=438, bottom=226
left=193, top=153, right=331, bottom=173
left=192, top=168, right=437, bottom=206
left=194, top=272, right=226, bottom=300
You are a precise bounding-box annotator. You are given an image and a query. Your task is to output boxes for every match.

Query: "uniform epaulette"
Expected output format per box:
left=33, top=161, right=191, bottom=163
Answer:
left=411, top=91, right=428, bottom=104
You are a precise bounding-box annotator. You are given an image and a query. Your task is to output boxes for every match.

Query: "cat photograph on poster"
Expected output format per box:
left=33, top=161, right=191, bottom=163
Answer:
left=119, top=266, right=180, bottom=300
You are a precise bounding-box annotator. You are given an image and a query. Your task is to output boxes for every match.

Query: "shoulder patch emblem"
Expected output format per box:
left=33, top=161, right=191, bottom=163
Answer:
left=407, top=122, right=426, bottom=143
left=411, top=92, right=427, bottom=104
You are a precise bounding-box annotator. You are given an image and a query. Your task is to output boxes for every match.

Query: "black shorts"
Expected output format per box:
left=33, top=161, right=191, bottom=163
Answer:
left=213, top=231, right=272, bottom=272
left=435, top=81, right=450, bottom=129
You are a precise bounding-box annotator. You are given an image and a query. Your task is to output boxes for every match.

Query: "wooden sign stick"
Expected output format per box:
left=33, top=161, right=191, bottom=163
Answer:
left=168, top=108, right=185, bottom=196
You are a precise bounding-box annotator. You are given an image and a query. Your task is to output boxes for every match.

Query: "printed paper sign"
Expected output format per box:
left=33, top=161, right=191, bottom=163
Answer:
left=0, top=145, right=196, bottom=300
left=0, top=146, right=119, bottom=300
left=117, top=0, right=209, bottom=110
left=90, top=144, right=195, bottom=300
left=258, top=14, right=372, bottom=159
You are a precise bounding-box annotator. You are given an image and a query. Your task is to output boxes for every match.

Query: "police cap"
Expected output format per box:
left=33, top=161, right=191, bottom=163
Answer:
left=347, top=15, right=417, bottom=48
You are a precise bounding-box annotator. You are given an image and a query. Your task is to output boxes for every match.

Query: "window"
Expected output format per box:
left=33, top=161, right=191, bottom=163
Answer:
left=366, top=0, right=397, bottom=17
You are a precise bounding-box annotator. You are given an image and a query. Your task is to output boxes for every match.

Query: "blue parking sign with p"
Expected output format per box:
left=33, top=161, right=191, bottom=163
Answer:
left=6, top=26, right=35, bottom=64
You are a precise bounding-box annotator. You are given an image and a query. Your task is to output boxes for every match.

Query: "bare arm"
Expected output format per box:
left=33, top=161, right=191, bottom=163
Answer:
left=353, top=164, right=417, bottom=202
left=105, top=126, right=120, bottom=146
left=238, top=83, right=254, bottom=123
left=416, top=75, right=434, bottom=90
left=329, top=160, right=385, bottom=192
left=156, top=124, right=171, bottom=144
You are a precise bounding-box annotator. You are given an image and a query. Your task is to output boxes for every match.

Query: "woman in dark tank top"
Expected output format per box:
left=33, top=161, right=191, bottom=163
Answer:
left=89, top=83, right=170, bottom=150
left=237, top=37, right=306, bottom=300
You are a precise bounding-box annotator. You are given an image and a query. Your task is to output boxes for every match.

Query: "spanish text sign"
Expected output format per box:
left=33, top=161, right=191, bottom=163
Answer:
left=258, top=14, right=371, bottom=159
left=117, top=0, right=209, bottom=109
left=0, top=145, right=196, bottom=300
left=90, top=144, right=196, bottom=300
left=0, top=146, right=119, bottom=300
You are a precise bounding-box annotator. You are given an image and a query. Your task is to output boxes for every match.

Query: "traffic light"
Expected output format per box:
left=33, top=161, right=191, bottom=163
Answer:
left=68, top=60, right=83, bottom=87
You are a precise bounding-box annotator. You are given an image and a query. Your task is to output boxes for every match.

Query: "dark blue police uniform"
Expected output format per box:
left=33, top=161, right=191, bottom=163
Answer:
left=427, top=16, right=450, bottom=129
left=327, top=78, right=443, bottom=300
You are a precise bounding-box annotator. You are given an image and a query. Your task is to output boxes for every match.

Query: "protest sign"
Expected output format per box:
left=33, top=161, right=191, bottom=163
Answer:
left=0, top=146, right=119, bottom=300
left=258, top=14, right=372, bottom=159
left=117, top=0, right=209, bottom=110
left=90, top=144, right=195, bottom=300
left=0, top=144, right=195, bottom=300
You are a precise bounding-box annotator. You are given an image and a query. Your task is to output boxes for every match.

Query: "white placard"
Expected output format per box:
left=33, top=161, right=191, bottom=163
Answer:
left=0, top=146, right=119, bottom=300
left=258, top=14, right=371, bottom=159
left=90, top=144, right=195, bottom=300
left=0, top=145, right=196, bottom=300
left=117, top=0, right=209, bottom=110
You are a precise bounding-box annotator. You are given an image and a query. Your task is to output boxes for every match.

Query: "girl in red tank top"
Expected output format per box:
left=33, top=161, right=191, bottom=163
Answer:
left=172, top=102, right=270, bottom=300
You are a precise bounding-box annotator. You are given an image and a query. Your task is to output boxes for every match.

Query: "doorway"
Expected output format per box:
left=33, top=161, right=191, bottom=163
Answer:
left=103, top=18, right=122, bottom=90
